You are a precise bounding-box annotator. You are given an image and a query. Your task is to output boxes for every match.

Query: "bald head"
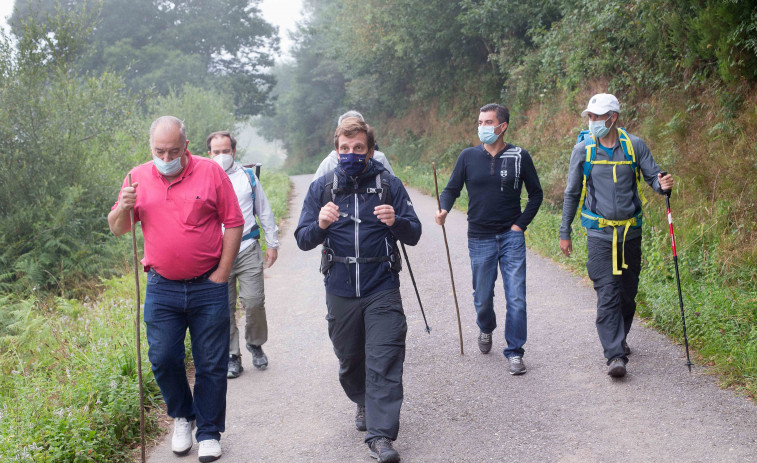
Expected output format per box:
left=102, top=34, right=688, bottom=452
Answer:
left=150, top=116, right=187, bottom=149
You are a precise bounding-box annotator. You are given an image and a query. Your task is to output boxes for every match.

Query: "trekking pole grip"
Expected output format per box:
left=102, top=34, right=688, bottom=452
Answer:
left=660, top=170, right=671, bottom=197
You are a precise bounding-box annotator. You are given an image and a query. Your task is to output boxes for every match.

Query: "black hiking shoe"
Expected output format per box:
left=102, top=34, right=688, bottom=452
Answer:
left=508, top=356, right=527, bottom=375
left=608, top=358, right=627, bottom=378
left=622, top=340, right=631, bottom=356
left=227, top=354, right=243, bottom=378
left=478, top=331, right=493, bottom=354
left=246, top=344, right=268, bottom=369
left=355, top=404, right=366, bottom=431
left=368, top=437, right=400, bottom=463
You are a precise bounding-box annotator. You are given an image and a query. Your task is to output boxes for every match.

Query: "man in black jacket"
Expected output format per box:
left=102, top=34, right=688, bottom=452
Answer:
left=295, top=117, right=421, bottom=463
left=436, top=103, right=543, bottom=375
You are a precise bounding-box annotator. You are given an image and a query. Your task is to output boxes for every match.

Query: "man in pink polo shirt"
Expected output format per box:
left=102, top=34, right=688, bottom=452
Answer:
left=108, top=116, right=243, bottom=463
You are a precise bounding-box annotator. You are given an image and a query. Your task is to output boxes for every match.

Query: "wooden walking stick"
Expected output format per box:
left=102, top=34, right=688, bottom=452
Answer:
left=432, top=162, right=464, bottom=355
left=128, top=174, right=146, bottom=462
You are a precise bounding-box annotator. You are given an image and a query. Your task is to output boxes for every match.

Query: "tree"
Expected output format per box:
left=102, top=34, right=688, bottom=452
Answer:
left=12, top=0, right=280, bottom=116
left=0, top=5, right=144, bottom=296
left=148, top=85, right=237, bottom=157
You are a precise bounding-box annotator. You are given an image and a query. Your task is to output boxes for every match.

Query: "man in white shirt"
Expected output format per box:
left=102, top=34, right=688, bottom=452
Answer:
left=312, top=110, right=394, bottom=181
left=207, top=131, right=280, bottom=378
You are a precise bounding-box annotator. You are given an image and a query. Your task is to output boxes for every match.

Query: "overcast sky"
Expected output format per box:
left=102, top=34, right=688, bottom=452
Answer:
left=0, top=0, right=304, bottom=58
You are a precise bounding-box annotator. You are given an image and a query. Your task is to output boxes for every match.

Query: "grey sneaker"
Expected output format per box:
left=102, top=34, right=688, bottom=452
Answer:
left=368, top=437, right=400, bottom=463
left=508, top=356, right=527, bottom=375
left=622, top=340, right=631, bottom=356
left=478, top=331, right=493, bottom=354
left=608, top=358, right=627, bottom=377
left=227, top=354, right=243, bottom=379
left=246, top=344, right=268, bottom=369
left=355, top=404, right=366, bottom=431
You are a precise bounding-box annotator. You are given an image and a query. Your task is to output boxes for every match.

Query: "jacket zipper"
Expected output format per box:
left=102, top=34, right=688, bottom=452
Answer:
left=354, top=192, right=360, bottom=297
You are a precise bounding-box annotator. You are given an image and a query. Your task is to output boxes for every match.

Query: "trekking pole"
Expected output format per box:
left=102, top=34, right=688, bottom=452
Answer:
left=432, top=162, right=464, bottom=355
left=128, top=174, right=147, bottom=462
left=399, top=242, right=431, bottom=334
left=660, top=171, right=693, bottom=373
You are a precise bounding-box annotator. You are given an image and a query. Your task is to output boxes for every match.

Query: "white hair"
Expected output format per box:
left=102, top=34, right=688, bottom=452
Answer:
left=149, top=116, right=187, bottom=148
left=337, top=110, right=365, bottom=125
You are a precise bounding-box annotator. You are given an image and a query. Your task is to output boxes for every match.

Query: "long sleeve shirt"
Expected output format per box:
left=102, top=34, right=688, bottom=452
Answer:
left=439, top=144, right=543, bottom=238
left=225, top=162, right=279, bottom=253
left=559, top=131, right=664, bottom=242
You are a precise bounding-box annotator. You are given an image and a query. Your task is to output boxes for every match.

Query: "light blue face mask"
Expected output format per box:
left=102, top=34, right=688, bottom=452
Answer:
left=589, top=116, right=612, bottom=139
left=478, top=123, right=504, bottom=145
left=153, top=153, right=183, bottom=176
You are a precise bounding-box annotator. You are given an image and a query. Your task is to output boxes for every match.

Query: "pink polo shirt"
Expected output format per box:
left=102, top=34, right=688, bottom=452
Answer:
left=112, top=152, right=244, bottom=280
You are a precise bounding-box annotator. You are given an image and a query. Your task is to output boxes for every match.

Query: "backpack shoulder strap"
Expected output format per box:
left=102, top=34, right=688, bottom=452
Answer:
left=243, top=167, right=257, bottom=214
left=243, top=167, right=257, bottom=188
left=320, top=170, right=338, bottom=206
left=617, top=127, right=648, bottom=207
left=379, top=170, right=392, bottom=205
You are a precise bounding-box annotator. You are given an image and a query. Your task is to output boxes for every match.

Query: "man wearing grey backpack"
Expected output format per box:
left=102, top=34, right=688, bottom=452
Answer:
left=559, top=93, right=673, bottom=378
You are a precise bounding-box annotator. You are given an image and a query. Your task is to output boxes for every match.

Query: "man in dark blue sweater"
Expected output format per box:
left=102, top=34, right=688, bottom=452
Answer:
left=436, top=103, right=542, bottom=375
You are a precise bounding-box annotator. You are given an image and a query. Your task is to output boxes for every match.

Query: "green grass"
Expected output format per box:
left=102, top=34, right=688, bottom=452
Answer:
left=0, top=170, right=292, bottom=462
left=396, top=161, right=756, bottom=400
left=0, top=275, right=161, bottom=462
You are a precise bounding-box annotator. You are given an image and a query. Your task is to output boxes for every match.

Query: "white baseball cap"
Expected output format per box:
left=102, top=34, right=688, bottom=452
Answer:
left=581, top=93, right=620, bottom=117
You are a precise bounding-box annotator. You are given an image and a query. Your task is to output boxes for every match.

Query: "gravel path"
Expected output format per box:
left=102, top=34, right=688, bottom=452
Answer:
left=147, top=174, right=756, bottom=463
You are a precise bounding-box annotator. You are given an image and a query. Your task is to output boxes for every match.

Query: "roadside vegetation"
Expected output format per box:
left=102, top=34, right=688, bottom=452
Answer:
left=261, top=0, right=756, bottom=398
left=0, top=2, right=288, bottom=461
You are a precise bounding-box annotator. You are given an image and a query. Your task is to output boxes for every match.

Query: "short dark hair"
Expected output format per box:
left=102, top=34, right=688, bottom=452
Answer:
left=333, top=117, right=375, bottom=151
left=206, top=131, right=237, bottom=151
left=480, top=103, right=510, bottom=125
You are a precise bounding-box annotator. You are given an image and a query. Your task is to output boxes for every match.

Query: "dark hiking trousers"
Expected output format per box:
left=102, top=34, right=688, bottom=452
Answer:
left=325, top=287, right=407, bottom=443
left=586, top=236, right=642, bottom=365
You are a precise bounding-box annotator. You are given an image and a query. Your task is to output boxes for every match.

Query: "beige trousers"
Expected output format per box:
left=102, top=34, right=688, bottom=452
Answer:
left=228, top=240, right=267, bottom=356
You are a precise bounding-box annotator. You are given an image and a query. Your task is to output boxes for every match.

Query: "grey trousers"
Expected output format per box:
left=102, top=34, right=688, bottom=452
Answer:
left=229, top=240, right=267, bottom=356
left=587, top=236, right=642, bottom=364
left=325, top=287, right=407, bottom=443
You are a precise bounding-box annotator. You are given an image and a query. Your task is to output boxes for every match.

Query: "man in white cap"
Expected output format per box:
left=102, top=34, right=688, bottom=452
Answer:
left=559, top=93, right=673, bottom=378
left=312, top=110, right=394, bottom=181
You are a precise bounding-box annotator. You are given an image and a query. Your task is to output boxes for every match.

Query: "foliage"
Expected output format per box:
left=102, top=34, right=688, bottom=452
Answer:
left=0, top=6, right=143, bottom=298
left=257, top=0, right=499, bottom=170
left=0, top=276, right=161, bottom=462
left=12, top=0, right=280, bottom=116
left=148, top=84, right=237, bottom=157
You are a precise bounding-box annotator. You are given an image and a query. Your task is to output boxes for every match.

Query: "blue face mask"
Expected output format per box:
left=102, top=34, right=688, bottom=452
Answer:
left=589, top=117, right=612, bottom=139
left=338, top=152, right=368, bottom=176
left=478, top=123, right=504, bottom=145
left=153, top=153, right=183, bottom=176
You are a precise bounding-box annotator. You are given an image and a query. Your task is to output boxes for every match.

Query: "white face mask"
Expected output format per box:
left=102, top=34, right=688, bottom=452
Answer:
left=213, top=154, right=234, bottom=171
left=153, top=154, right=183, bottom=176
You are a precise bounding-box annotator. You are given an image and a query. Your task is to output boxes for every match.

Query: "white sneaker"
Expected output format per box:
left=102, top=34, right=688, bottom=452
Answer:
left=198, top=439, right=222, bottom=462
left=171, top=417, right=194, bottom=456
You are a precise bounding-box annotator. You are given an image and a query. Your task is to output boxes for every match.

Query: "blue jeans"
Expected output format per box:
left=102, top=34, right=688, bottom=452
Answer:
left=468, top=230, right=527, bottom=358
left=143, top=270, right=230, bottom=442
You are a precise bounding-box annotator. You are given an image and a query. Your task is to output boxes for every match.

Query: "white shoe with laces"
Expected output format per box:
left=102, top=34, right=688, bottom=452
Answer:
left=198, top=439, right=222, bottom=462
left=171, top=417, right=194, bottom=456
